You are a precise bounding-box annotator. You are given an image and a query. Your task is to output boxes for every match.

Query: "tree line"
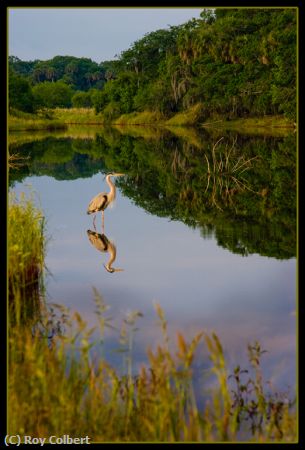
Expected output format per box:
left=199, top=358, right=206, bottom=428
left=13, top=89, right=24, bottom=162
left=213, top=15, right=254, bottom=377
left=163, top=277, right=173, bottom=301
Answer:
left=9, top=8, right=296, bottom=121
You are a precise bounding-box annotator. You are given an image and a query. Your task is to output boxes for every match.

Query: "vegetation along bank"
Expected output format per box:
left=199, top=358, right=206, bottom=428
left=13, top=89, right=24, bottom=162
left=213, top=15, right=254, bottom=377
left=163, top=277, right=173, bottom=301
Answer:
left=9, top=9, right=296, bottom=130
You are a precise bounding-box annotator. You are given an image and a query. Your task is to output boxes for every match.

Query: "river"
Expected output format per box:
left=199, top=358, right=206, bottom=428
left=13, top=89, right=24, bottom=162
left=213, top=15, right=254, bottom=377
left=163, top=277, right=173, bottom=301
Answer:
left=9, top=125, right=296, bottom=397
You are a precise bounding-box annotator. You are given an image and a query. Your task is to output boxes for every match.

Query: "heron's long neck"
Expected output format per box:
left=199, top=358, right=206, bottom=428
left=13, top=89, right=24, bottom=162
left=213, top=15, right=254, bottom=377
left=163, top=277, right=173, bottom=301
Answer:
left=106, top=242, right=117, bottom=269
left=106, top=175, right=116, bottom=201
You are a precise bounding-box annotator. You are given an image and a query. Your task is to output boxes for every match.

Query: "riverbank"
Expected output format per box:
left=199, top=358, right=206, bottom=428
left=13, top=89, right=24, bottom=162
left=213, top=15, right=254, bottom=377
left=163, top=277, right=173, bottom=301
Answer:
left=9, top=107, right=295, bottom=135
left=202, top=115, right=295, bottom=136
left=9, top=109, right=68, bottom=131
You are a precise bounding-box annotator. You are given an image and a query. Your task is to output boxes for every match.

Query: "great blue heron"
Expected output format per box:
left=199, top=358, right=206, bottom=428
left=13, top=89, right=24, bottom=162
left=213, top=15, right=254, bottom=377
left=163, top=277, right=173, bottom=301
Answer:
left=87, top=172, right=124, bottom=232
left=87, top=230, right=124, bottom=273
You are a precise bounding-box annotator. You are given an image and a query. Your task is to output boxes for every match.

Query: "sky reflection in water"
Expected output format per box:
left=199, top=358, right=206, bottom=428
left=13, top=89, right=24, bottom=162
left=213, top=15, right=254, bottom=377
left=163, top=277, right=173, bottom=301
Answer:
left=13, top=170, right=296, bottom=391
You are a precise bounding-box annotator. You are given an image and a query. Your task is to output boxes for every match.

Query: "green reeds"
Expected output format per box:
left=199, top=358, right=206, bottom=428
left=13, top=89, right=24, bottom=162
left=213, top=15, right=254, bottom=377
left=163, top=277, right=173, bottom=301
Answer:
left=8, top=192, right=46, bottom=325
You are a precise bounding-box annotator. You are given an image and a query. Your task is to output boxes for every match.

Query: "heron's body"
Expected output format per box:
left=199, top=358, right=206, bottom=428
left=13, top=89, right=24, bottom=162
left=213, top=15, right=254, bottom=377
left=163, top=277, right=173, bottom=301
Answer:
left=87, top=174, right=118, bottom=215
left=87, top=230, right=123, bottom=273
left=87, top=193, right=109, bottom=214
left=87, top=173, right=124, bottom=232
left=87, top=230, right=109, bottom=253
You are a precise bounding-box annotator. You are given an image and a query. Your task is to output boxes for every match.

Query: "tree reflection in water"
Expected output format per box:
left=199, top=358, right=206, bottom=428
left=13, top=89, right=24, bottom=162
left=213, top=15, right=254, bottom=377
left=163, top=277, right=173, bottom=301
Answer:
left=9, top=126, right=296, bottom=260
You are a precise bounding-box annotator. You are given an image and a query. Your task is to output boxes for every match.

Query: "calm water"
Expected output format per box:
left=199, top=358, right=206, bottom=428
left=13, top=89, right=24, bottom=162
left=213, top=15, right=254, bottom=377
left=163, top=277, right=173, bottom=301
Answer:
left=9, top=126, right=296, bottom=393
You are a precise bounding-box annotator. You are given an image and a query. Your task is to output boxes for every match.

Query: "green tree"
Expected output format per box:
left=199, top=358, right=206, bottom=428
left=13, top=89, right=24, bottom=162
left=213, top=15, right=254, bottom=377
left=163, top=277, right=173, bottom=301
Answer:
left=91, top=89, right=109, bottom=114
left=71, top=91, right=92, bottom=108
left=9, top=56, right=37, bottom=77
left=9, top=9, right=296, bottom=121
left=9, top=71, right=35, bottom=112
left=32, top=81, right=74, bottom=108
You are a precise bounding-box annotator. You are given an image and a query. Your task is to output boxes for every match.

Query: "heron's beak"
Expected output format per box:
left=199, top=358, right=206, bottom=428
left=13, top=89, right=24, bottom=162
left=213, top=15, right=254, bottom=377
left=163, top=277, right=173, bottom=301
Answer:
left=103, top=264, right=111, bottom=272
left=103, top=264, right=124, bottom=273
left=114, top=173, right=125, bottom=177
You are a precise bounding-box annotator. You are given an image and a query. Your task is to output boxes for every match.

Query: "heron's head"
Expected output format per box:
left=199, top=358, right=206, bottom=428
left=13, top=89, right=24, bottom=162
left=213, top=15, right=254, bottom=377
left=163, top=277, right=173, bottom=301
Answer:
left=108, top=172, right=125, bottom=177
left=103, top=264, right=124, bottom=273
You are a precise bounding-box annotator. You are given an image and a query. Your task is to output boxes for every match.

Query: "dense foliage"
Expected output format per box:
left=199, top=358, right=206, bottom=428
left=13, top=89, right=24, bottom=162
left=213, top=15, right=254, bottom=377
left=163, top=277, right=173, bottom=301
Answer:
left=32, top=81, right=74, bottom=109
left=9, top=70, right=36, bottom=113
left=9, top=8, right=296, bottom=121
left=9, top=55, right=105, bottom=90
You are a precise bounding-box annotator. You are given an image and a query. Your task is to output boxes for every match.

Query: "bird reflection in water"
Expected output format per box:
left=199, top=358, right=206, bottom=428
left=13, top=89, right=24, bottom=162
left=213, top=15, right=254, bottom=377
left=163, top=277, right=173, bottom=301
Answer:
left=87, top=230, right=124, bottom=273
left=87, top=172, right=124, bottom=233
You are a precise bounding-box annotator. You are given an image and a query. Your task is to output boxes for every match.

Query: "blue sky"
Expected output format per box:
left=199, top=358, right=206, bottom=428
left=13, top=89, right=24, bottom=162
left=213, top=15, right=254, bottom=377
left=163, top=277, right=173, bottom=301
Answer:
left=9, top=8, right=203, bottom=62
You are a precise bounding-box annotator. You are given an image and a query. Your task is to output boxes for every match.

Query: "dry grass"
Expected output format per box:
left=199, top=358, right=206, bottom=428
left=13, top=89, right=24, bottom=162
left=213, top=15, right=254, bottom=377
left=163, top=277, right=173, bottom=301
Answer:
left=53, top=108, right=105, bottom=124
left=165, top=103, right=204, bottom=126
left=8, top=294, right=297, bottom=442
left=8, top=153, right=30, bottom=169
left=9, top=109, right=67, bottom=131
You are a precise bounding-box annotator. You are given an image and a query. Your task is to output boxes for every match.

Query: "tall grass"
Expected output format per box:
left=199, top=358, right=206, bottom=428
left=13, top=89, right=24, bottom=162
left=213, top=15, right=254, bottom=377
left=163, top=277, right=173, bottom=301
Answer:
left=9, top=107, right=294, bottom=134
left=9, top=109, right=67, bottom=131
left=53, top=108, right=105, bottom=124
left=165, top=103, right=205, bottom=126
left=8, top=294, right=296, bottom=442
left=8, top=192, right=46, bottom=325
left=8, top=195, right=296, bottom=442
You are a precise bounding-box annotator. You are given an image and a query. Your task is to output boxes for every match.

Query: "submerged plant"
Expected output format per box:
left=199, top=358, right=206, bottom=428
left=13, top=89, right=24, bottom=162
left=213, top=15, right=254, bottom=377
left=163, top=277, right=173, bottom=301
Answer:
left=228, top=342, right=296, bottom=440
left=8, top=152, right=29, bottom=169
left=203, top=137, right=260, bottom=211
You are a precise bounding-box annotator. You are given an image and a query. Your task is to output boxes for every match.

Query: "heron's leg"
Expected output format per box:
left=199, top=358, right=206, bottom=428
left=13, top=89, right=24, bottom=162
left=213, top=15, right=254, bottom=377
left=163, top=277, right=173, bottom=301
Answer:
left=93, top=214, right=97, bottom=231
left=102, top=210, right=105, bottom=234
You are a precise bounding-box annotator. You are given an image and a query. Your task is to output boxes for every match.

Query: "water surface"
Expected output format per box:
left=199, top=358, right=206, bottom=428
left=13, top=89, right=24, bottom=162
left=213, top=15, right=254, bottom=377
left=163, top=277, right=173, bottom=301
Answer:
left=9, top=125, right=296, bottom=392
